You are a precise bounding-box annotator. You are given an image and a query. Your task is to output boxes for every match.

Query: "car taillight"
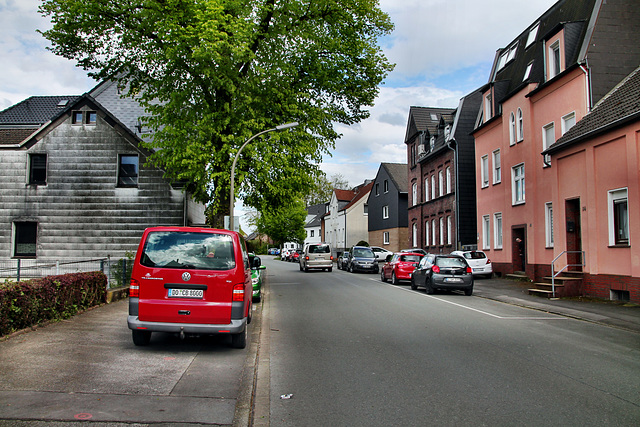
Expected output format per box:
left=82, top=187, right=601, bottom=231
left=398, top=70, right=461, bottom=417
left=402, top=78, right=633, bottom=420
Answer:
left=330, top=256, right=333, bottom=260
left=466, top=267, right=473, bottom=273
left=486, top=258, right=491, bottom=264
left=432, top=265, right=440, bottom=273
left=305, top=256, right=310, bottom=261
left=129, top=278, right=140, bottom=298
left=233, top=283, right=245, bottom=302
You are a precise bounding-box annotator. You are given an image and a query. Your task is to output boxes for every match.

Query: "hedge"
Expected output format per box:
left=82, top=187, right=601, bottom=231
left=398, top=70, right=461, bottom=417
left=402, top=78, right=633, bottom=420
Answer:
left=0, top=271, right=107, bottom=337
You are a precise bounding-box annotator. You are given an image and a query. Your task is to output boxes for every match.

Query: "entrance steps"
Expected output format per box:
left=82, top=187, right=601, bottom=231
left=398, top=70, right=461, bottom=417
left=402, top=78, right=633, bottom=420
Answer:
left=528, top=271, right=583, bottom=298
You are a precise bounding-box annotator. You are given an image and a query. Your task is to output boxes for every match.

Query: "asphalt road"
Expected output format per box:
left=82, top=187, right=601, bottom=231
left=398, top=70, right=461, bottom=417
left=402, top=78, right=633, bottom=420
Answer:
left=0, top=297, right=258, bottom=426
left=263, top=258, right=640, bottom=426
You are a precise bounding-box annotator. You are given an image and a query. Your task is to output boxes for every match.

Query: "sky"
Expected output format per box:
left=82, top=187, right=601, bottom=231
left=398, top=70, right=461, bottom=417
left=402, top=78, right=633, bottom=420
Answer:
left=0, top=0, right=558, bottom=230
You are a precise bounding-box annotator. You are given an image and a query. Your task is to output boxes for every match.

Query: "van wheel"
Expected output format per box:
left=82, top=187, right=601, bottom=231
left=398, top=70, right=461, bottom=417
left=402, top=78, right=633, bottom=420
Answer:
left=132, top=330, right=151, bottom=346
left=231, top=327, right=247, bottom=349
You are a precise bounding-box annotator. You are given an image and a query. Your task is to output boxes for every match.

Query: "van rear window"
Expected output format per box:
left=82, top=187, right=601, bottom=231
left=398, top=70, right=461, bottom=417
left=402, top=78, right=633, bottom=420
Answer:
left=309, top=244, right=330, bottom=254
left=140, top=231, right=236, bottom=270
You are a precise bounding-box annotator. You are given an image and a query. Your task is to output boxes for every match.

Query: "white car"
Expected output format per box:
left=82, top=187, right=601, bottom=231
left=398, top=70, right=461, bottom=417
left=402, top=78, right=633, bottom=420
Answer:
left=451, top=250, right=492, bottom=278
left=370, top=246, right=394, bottom=262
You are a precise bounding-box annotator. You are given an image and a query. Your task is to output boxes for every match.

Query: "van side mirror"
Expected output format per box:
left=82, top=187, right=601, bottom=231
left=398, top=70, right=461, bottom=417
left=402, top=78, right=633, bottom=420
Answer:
left=252, top=256, right=262, bottom=269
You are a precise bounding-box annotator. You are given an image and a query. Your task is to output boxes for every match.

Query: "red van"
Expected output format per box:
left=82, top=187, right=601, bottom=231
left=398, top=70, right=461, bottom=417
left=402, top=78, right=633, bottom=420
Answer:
left=127, top=227, right=253, bottom=348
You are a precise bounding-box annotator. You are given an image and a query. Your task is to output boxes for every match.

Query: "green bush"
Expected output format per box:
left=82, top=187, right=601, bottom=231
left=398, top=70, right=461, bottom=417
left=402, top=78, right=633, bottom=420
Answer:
left=0, top=271, right=107, bottom=337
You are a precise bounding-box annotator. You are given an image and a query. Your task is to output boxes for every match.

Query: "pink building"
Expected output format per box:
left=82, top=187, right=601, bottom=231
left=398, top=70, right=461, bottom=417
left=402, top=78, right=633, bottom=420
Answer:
left=471, top=0, right=640, bottom=301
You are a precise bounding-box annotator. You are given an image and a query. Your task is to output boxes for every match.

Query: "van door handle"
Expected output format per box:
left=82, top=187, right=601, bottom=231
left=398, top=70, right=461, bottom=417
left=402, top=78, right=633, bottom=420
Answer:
left=178, top=310, right=191, bottom=316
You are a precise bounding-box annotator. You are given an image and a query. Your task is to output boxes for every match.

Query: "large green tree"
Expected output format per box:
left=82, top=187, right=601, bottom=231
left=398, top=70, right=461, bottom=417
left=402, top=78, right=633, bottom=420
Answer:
left=39, top=0, right=394, bottom=225
left=256, top=199, right=307, bottom=247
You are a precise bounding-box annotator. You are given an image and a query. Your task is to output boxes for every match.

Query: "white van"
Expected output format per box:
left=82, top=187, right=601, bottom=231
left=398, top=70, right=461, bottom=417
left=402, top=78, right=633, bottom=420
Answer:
left=299, top=243, right=333, bottom=272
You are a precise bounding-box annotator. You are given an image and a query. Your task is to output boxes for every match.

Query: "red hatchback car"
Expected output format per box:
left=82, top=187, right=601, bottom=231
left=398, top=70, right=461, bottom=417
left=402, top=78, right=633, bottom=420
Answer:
left=127, top=227, right=253, bottom=348
left=380, top=252, right=424, bottom=285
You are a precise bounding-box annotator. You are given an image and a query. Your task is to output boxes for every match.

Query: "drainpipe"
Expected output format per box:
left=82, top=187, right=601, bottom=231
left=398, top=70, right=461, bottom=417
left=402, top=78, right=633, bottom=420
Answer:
left=579, top=59, right=592, bottom=112
left=446, top=138, right=460, bottom=250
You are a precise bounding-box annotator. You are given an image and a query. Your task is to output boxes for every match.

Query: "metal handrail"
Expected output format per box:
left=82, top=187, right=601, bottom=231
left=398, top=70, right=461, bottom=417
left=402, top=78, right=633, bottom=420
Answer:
left=551, top=250, right=585, bottom=298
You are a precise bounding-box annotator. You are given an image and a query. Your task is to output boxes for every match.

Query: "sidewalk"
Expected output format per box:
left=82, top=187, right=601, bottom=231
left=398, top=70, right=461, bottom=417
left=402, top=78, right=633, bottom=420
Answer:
left=473, top=277, right=640, bottom=334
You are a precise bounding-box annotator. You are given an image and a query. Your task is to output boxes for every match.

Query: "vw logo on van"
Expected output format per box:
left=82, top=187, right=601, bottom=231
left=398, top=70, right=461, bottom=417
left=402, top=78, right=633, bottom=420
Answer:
left=182, top=272, right=191, bottom=282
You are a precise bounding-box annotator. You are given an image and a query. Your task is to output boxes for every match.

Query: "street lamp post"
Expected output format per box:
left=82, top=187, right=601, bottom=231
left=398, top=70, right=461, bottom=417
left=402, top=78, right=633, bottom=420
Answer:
left=229, top=122, right=299, bottom=232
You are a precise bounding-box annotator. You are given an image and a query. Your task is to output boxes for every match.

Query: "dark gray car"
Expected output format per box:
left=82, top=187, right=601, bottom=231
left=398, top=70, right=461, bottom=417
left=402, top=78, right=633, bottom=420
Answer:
left=411, top=254, right=474, bottom=295
left=347, top=246, right=378, bottom=274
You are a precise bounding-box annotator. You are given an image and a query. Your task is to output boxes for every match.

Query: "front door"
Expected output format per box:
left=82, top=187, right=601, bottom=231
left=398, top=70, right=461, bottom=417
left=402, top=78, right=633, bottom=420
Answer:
left=512, top=227, right=526, bottom=274
left=565, top=198, right=583, bottom=271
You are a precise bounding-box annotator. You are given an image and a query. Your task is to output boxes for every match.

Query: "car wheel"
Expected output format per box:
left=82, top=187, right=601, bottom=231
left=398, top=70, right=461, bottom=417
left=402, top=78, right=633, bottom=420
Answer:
left=392, top=272, right=399, bottom=285
left=410, top=277, right=417, bottom=290
left=230, top=326, right=247, bottom=349
left=464, top=286, right=473, bottom=296
left=349, top=264, right=354, bottom=273
left=328, top=267, right=333, bottom=272
left=426, top=279, right=435, bottom=295
left=132, top=330, right=151, bottom=346
left=253, top=293, right=261, bottom=303
left=380, top=269, right=387, bottom=282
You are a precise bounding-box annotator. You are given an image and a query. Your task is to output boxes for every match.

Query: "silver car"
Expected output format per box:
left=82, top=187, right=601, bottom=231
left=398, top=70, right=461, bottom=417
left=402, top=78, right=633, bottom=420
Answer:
left=451, top=250, right=492, bottom=278
left=300, top=243, right=333, bottom=272
left=411, top=254, right=474, bottom=295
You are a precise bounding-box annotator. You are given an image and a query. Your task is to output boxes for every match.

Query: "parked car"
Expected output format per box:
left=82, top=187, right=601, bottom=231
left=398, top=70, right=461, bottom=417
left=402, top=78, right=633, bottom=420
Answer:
left=268, top=248, right=280, bottom=255
left=337, top=251, right=350, bottom=270
left=451, top=250, right=492, bottom=278
left=381, top=252, right=424, bottom=285
left=291, top=250, right=301, bottom=262
left=300, top=243, right=333, bottom=272
left=128, top=227, right=253, bottom=348
left=347, top=246, right=378, bottom=274
left=370, top=246, right=393, bottom=262
left=249, top=253, right=266, bottom=302
left=280, top=249, right=290, bottom=261
left=401, top=248, right=428, bottom=256
left=411, top=254, right=474, bottom=295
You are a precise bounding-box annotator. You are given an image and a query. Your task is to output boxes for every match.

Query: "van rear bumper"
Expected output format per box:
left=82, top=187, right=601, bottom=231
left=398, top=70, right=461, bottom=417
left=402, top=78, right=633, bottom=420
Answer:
left=127, top=316, right=246, bottom=334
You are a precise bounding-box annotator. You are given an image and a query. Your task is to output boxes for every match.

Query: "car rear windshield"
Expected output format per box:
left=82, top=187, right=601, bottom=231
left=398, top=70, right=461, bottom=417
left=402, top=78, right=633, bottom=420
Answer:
left=400, top=255, right=422, bottom=262
left=352, top=248, right=374, bottom=258
left=463, top=251, right=486, bottom=259
left=436, top=257, right=467, bottom=268
left=309, top=244, right=330, bottom=254
left=140, top=231, right=236, bottom=270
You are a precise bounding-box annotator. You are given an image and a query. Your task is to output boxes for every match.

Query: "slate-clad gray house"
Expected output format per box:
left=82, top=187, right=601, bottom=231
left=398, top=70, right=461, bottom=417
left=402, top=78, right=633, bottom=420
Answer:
left=367, top=163, right=408, bottom=252
left=0, top=93, right=205, bottom=262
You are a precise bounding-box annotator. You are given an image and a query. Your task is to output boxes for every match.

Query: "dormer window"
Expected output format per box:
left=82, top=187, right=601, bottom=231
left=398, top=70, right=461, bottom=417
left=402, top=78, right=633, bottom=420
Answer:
left=523, top=62, right=533, bottom=81
left=429, top=136, right=435, bottom=151
left=550, top=41, right=560, bottom=77
left=484, top=92, right=493, bottom=122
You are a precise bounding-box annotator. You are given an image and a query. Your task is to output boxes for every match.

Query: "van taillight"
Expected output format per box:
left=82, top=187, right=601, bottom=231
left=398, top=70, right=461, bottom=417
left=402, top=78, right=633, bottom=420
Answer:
left=330, top=256, right=333, bottom=260
left=233, top=284, right=245, bottom=301
left=305, top=256, right=310, bottom=261
left=129, top=279, right=140, bottom=297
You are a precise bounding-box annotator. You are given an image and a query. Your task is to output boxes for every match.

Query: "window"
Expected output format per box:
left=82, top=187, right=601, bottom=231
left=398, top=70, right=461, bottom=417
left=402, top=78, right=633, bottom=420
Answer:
left=545, top=203, right=554, bottom=247
left=432, top=219, right=436, bottom=247
left=609, top=188, right=629, bottom=245
left=506, top=43, right=518, bottom=62
left=14, top=222, right=37, bottom=257
left=375, top=183, right=379, bottom=196
left=512, top=164, right=525, bottom=205
left=411, top=144, right=416, bottom=166
left=526, top=24, right=539, bottom=47
left=481, top=155, right=489, bottom=188
left=118, top=154, right=139, bottom=187
left=549, top=41, right=561, bottom=78
left=412, top=223, right=418, bottom=247
left=509, top=112, right=516, bottom=146
left=494, top=213, right=503, bottom=249
left=438, top=170, right=444, bottom=197
left=516, top=108, right=523, bottom=141
left=431, top=175, right=436, bottom=200
left=425, top=220, right=430, bottom=246
left=364, top=203, right=368, bottom=215
left=543, top=122, right=555, bottom=165
left=439, top=217, right=444, bottom=245
left=429, top=136, right=435, bottom=151
left=384, top=180, right=388, bottom=193
left=382, top=205, right=389, bottom=219
left=310, top=230, right=315, bottom=238
left=523, top=62, right=534, bottom=81
left=86, top=111, right=97, bottom=125
left=446, top=167, right=451, bottom=193
left=492, top=150, right=501, bottom=184
left=72, top=111, right=83, bottom=125
left=424, top=178, right=429, bottom=202
left=484, top=92, right=493, bottom=122
left=29, top=153, right=47, bottom=185
left=562, top=112, right=576, bottom=135
left=412, top=182, right=418, bottom=206
left=383, top=232, right=390, bottom=245
left=482, top=215, right=490, bottom=250
left=446, top=216, right=452, bottom=245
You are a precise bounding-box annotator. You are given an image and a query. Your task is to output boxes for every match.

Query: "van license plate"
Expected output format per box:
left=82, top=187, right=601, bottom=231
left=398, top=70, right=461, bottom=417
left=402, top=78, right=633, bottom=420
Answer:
left=168, top=289, right=204, bottom=299
left=444, top=278, right=463, bottom=283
